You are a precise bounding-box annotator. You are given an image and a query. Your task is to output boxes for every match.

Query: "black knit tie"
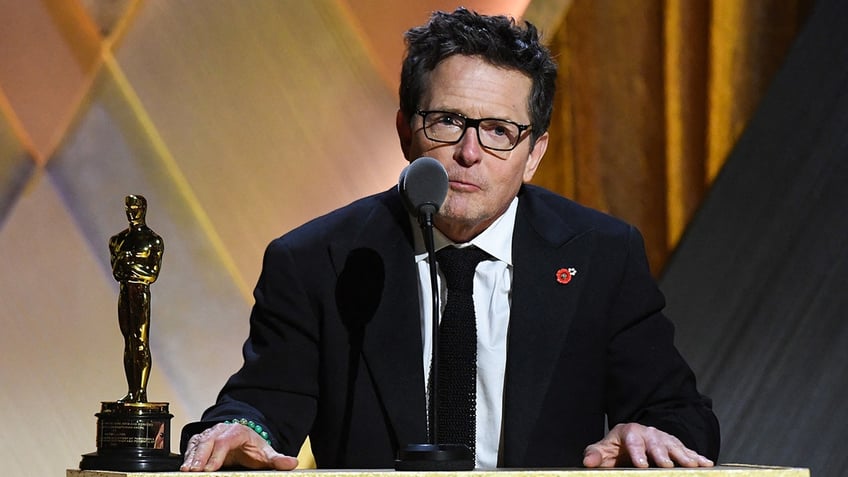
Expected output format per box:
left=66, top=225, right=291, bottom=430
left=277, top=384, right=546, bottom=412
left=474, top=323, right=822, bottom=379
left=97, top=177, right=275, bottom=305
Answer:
left=434, top=246, right=490, bottom=456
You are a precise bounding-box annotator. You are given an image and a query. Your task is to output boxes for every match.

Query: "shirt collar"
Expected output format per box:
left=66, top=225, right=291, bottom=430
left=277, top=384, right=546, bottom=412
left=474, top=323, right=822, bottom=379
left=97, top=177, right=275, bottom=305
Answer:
left=412, top=196, right=518, bottom=266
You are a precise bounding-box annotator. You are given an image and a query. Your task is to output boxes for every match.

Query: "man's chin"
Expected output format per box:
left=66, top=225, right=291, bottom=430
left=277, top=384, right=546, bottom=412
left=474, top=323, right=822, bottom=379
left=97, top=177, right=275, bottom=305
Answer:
left=435, top=208, right=497, bottom=240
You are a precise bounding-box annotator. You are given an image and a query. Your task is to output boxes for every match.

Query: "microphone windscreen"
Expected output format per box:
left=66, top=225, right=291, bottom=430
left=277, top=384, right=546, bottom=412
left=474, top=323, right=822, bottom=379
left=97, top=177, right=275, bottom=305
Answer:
left=399, top=157, right=448, bottom=216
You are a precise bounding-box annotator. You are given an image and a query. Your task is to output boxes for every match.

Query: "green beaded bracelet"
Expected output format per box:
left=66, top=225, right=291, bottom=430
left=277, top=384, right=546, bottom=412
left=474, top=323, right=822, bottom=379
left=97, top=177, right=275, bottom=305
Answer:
left=225, top=418, right=272, bottom=446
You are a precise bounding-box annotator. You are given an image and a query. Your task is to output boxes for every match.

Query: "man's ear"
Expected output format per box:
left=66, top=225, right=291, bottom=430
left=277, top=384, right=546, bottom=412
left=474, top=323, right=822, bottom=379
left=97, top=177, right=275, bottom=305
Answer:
left=396, top=109, right=412, bottom=160
left=523, top=131, right=548, bottom=183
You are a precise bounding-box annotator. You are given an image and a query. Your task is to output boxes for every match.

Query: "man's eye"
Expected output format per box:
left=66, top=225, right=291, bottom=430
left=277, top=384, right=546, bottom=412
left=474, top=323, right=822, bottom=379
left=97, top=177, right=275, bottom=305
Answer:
left=482, top=122, right=516, bottom=139
left=436, top=114, right=461, bottom=126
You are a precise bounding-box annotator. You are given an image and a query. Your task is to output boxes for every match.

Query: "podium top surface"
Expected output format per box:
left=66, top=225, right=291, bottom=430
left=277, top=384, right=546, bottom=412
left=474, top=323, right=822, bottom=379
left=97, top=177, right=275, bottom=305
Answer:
left=67, top=465, right=809, bottom=477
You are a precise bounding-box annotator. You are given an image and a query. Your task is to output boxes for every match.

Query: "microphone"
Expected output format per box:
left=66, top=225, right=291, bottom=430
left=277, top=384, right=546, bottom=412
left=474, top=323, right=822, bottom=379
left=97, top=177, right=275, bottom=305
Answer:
left=395, top=158, right=473, bottom=471
left=398, top=156, right=448, bottom=228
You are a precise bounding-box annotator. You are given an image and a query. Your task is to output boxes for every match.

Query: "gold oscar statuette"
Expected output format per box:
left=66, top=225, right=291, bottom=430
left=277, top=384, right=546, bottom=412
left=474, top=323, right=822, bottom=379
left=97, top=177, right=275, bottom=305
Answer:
left=79, top=195, right=182, bottom=471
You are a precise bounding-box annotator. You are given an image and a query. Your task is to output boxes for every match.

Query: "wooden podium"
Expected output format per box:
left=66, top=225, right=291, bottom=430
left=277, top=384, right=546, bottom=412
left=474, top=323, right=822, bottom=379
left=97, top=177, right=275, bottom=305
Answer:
left=67, top=465, right=809, bottom=477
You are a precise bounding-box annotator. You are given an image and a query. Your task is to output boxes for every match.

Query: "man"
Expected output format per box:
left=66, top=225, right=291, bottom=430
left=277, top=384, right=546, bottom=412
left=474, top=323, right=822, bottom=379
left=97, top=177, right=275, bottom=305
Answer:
left=181, top=8, right=719, bottom=472
left=109, top=194, right=164, bottom=403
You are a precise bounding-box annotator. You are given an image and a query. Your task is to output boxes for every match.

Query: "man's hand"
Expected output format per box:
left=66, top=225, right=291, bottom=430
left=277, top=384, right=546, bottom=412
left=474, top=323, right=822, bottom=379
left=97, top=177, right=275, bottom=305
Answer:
left=583, top=422, right=714, bottom=468
left=180, top=422, right=299, bottom=472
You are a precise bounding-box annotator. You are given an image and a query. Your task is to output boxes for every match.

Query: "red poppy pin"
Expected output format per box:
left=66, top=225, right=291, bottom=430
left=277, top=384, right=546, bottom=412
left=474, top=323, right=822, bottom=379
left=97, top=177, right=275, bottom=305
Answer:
left=556, top=267, right=578, bottom=284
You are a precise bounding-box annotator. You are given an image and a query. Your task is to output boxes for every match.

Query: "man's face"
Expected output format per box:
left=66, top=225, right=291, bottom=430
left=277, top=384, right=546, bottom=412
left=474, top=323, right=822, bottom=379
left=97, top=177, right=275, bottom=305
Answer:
left=397, top=55, right=548, bottom=242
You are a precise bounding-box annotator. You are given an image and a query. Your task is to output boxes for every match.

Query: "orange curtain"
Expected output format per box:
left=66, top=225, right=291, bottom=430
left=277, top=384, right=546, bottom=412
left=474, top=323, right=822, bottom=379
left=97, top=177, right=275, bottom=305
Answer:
left=533, top=0, right=813, bottom=274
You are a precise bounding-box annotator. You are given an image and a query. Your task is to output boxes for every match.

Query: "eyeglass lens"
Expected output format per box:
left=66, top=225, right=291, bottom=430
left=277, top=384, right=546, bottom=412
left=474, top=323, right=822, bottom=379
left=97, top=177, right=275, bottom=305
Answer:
left=422, top=111, right=522, bottom=150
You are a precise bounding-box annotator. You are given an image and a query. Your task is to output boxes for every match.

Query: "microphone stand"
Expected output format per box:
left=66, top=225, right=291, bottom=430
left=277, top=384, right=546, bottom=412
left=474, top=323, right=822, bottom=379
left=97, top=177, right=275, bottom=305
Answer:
left=394, top=205, right=474, bottom=471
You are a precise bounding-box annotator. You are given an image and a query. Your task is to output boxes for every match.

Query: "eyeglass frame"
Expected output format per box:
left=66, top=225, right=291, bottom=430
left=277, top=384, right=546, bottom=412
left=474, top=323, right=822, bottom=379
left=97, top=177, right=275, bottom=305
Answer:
left=415, top=110, right=532, bottom=152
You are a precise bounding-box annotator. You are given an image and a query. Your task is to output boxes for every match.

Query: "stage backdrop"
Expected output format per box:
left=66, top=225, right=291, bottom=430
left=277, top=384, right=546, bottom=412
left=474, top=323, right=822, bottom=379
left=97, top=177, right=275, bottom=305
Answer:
left=662, top=0, right=848, bottom=476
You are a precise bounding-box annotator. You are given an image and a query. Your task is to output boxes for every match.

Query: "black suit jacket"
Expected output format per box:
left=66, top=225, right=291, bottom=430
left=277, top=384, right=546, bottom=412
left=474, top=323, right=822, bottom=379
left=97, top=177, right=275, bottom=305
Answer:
left=185, top=184, right=719, bottom=467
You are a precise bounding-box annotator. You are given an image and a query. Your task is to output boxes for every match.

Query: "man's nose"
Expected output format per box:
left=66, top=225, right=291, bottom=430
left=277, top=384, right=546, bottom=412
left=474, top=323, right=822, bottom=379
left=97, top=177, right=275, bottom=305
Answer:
left=454, top=126, right=483, bottom=166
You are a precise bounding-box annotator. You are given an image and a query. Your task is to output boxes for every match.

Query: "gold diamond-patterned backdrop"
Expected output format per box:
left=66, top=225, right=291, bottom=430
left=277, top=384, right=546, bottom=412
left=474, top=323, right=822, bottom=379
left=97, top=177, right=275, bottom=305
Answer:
left=0, top=1, right=544, bottom=475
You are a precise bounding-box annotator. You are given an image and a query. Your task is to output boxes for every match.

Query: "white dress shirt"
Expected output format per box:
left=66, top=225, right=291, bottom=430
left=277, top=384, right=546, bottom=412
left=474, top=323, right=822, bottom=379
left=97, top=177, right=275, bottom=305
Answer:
left=413, top=197, right=518, bottom=468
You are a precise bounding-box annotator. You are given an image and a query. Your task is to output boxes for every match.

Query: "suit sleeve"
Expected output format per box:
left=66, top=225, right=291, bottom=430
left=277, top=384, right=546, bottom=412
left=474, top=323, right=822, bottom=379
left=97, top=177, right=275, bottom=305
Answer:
left=604, top=226, right=720, bottom=460
left=183, top=237, right=320, bottom=457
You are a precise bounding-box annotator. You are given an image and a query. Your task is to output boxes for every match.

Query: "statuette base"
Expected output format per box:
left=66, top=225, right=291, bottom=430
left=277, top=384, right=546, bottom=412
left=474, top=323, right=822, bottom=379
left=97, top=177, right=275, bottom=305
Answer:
left=79, top=401, right=181, bottom=471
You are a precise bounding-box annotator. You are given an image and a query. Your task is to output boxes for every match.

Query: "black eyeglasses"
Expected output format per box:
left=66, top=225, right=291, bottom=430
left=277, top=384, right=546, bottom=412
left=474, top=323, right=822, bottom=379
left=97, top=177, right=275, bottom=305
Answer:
left=416, top=110, right=531, bottom=151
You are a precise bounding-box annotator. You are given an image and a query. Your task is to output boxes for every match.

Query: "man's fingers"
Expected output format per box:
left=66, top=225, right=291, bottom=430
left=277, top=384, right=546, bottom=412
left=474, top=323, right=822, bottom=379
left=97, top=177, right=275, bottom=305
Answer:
left=665, top=443, right=714, bottom=468
left=205, top=433, right=237, bottom=471
left=582, top=442, right=621, bottom=468
left=270, top=454, right=300, bottom=470
left=180, top=424, right=237, bottom=472
left=645, top=443, right=673, bottom=468
left=639, top=426, right=713, bottom=468
left=582, top=446, right=604, bottom=468
left=640, top=428, right=675, bottom=468
left=665, top=443, right=700, bottom=467
left=582, top=423, right=715, bottom=469
left=622, top=426, right=649, bottom=467
left=181, top=437, right=215, bottom=471
left=180, top=435, right=199, bottom=470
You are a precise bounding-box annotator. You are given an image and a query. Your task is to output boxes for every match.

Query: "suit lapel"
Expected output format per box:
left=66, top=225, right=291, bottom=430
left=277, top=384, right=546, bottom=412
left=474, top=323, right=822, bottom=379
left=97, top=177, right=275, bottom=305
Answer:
left=502, top=188, right=595, bottom=464
left=329, top=190, right=428, bottom=447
